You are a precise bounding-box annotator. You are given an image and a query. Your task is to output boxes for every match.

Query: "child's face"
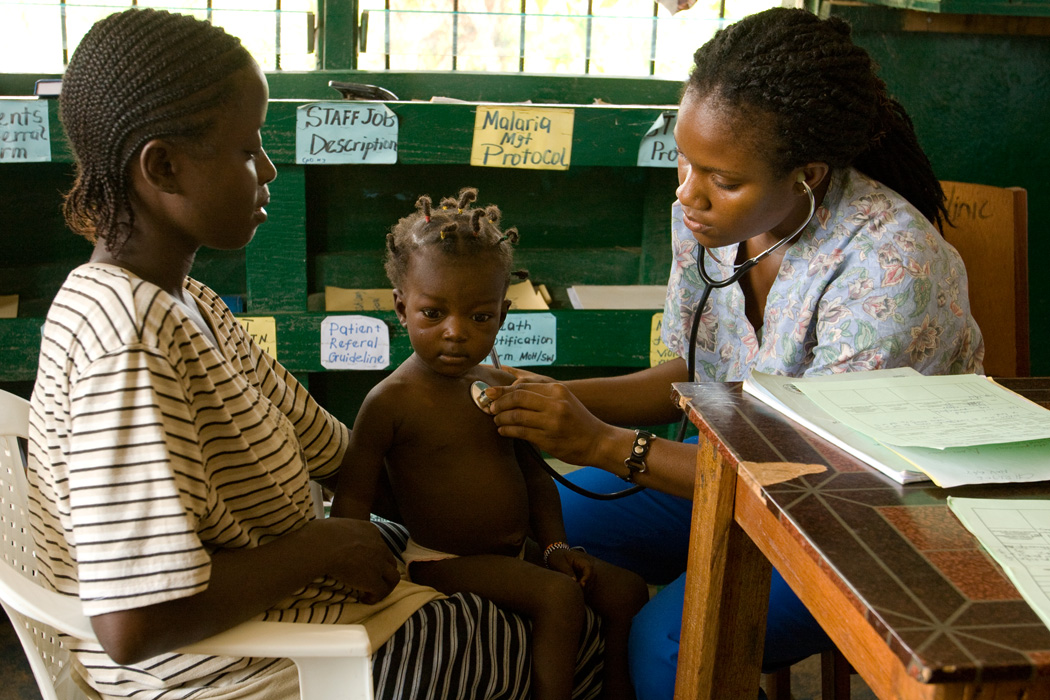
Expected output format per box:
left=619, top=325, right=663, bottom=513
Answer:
left=167, top=62, right=277, bottom=252
left=394, top=250, right=510, bottom=379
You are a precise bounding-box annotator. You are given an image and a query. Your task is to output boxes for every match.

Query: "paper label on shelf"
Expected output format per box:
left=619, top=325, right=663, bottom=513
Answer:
left=238, top=316, right=278, bottom=360
left=296, top=102, right=398, bottom=164
left=493, top=313, right=556, bottom=366
left=650, top=313, right=677, bottom=367
left=0, top=100, right=51, bottom=163
left=470, top=106, right=573, bottom=170
left=322, top=315, right=390, bottom=370
left=637, top=111, right=678, bottom=168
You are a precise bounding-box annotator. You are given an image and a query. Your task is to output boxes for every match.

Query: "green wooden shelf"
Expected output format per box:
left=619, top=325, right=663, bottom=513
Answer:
left=2, top=97, right=680, bottom=166
left=263, top=309, right=659, bottom=374
left=1, top=80, right=679, bottom=391
left=0, top=308, right=663, bottom=383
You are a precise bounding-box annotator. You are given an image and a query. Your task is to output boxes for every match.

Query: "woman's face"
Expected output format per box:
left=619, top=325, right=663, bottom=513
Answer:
left=674, top=90, right=810, bottom=251
left=163, top=63, right=277, bottom=253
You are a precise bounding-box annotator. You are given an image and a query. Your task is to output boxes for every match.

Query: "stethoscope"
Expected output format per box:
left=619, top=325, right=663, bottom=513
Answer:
left=675, top=176, right=816, bottom=441
left=471, top=351, right=647, bottom=500
left=471, top=176, right=817, bottom=499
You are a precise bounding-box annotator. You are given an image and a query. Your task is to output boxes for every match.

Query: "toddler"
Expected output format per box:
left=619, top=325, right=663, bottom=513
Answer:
left=333, top=188, right=648, bottom=700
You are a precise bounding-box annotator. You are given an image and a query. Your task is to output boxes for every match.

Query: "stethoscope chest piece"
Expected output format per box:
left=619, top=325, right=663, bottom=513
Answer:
left=471, top=381, right=492, bottom=411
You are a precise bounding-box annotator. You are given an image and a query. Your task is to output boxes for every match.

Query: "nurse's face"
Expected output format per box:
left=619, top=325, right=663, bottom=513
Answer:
left=674, top=90, right=811, bottom=251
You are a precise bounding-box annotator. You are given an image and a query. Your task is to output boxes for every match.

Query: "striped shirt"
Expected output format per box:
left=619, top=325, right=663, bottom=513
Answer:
left=26, top=263, right=435, bottom=699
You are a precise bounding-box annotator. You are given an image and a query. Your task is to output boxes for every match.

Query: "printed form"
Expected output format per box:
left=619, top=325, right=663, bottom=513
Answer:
left=796, top=374, right=1050, bottom=449
left=750, top=371, right=1050, bottom=487
left=949, top=498, right=1050, bottom=630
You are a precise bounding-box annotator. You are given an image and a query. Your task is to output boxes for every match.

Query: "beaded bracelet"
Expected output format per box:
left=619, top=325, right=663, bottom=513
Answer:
left=543, top=541, right=571, bottom=568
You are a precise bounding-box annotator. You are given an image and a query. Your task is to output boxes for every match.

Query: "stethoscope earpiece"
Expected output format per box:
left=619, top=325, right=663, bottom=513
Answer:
left=698, top=179, right=816, bottom=281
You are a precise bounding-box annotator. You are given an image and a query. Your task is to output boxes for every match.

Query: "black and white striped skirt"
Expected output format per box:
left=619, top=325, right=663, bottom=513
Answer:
left=370, top=519, right=604, bottom=700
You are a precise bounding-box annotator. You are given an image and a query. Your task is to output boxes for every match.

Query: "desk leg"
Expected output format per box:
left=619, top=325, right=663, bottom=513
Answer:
left=675, top=437, right=772, bottom=700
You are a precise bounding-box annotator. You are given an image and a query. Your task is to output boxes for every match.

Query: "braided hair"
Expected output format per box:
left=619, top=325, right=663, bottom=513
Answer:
left=687, top=7, right=948, bottom=228
left=385, top=187, right=522, bottom=288
left=60, top=8, right=253, bottom=252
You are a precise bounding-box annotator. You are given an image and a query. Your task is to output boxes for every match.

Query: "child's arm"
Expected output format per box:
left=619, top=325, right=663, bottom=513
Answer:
left=331, top=388, right=397, bottom=521
left=515, top=439, right=592, bottom=585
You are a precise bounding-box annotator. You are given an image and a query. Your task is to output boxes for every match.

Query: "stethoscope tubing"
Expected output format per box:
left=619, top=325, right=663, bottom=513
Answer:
left=489, top=349, right=647, bottom=498
left=504, top=181, right=817, bottom=498
left=676, top=180, right=817, bottom=441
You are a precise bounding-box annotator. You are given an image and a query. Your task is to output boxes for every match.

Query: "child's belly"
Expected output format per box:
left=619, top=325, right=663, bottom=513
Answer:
left=390, top=457, right=531, bottom=557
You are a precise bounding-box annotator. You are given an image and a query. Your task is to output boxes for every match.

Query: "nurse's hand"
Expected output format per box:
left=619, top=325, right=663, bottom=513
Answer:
left=501, top=366, right=557, bottom=385
left=485, top=381, right=617, bottom=467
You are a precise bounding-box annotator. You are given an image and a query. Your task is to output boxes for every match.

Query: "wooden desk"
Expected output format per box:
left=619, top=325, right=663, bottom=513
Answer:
left=671, top=377, right=1050, bottom=700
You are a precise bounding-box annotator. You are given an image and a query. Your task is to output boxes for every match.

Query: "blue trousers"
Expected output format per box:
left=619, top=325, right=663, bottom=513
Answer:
left=558, top=466, right=832, bottom=700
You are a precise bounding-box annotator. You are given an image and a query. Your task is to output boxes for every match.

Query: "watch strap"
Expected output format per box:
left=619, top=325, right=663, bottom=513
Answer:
left=623, top=429, right=656, bottom=482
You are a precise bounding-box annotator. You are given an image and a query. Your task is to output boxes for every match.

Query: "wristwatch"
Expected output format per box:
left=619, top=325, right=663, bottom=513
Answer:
left=623, top=429, right=656, bottom=483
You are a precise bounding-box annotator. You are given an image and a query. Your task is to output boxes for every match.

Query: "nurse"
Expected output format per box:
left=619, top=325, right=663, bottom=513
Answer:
left=485, top=7, right=984, bottom=699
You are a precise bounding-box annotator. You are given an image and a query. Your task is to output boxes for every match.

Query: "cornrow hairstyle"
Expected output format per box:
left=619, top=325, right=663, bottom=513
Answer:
left=686, top=7, right=948, bottom=228
left=60, top=8, right=254, bottom=252
left=385, top=187, right=522, bottom=288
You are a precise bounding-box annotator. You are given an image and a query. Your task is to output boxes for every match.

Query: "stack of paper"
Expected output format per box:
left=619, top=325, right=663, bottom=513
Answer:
left=567, top=285, right=666, bottom=310
left=507, top=279, right=550, bottom=310
left=743, top=370, right=1050, bottom=487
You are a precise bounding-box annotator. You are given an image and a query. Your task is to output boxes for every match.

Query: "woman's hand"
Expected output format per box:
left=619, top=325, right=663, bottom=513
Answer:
left=315, top=518, right=401, bottom=604
left=485, top=381, right=616, bottom=467
left=502, top=366, right=557, bottom=385
left=90, top=517, right=401, bottom=665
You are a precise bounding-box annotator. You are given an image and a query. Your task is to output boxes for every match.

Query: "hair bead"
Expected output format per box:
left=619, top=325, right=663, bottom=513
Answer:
left=383, top=188, right=521, bottom=288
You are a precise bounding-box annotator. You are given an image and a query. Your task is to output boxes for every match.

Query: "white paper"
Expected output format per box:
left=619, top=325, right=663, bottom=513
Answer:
left=637, top=111, right=678, bottom=168
left=743, top=368, right=928, bottom=484
left=321, top=315, right=390, bottom=369
left=796, top=373, right=1050, bottom=449
left=948, top=497, right=1050, bottom=630
left=745, top=370, right=1050, bottom=488
left=296, top=102, right=398, bottom=164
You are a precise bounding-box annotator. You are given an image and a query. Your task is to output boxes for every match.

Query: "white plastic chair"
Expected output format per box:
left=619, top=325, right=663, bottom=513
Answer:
left=0, top=388, right=374, bottom=700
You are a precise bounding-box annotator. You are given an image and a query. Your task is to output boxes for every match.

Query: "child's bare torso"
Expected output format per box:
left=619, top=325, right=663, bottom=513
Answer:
left=380, top=358, right=530, bottom=557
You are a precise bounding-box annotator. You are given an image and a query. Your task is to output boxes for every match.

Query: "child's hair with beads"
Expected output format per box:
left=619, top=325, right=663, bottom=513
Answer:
left=60, top=8, right=254, bottom=253
left=385, top=187, right=521, bottom=288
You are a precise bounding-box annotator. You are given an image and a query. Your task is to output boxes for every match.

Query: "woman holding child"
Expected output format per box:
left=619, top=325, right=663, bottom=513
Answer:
left=486, top=8, right=984, bottom=700
left=26, top=8, right=601, bottom=700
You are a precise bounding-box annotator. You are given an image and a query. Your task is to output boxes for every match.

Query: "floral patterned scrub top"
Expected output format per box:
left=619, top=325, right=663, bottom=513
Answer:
left=662, top=167, right=985, bottom=380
